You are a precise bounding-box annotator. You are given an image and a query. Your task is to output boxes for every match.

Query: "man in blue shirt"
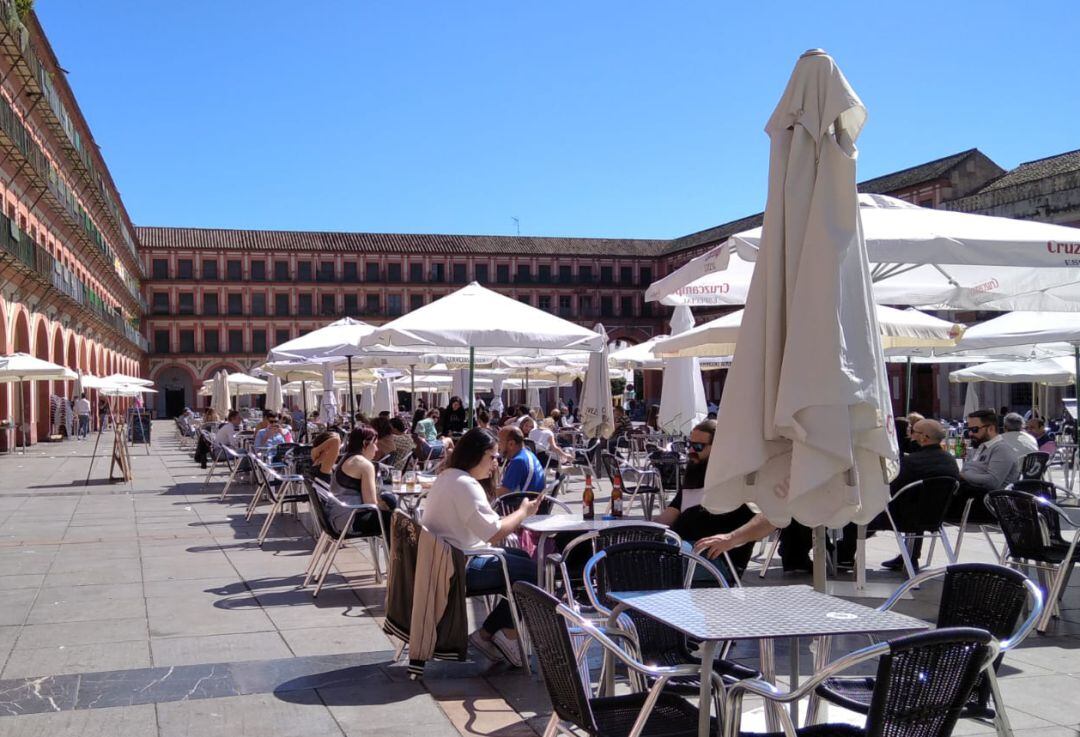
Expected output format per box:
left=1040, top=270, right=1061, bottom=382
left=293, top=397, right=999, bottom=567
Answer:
left=497, top=425, right=545, bottom=496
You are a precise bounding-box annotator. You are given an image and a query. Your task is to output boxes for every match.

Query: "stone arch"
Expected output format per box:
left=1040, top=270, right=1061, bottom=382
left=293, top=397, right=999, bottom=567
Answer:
left=151, top=362, right=199, bottom=418
left=65, top=332, right=77, bottom=372
left=12, top=309, right=30, bottom=446
left=202, top=362, right=242, bottom=382
left=51, top=325, right=65, bottom=401
left=0, top=301, right=7, bottom=449
left=33, top=316, right=50, bottom=440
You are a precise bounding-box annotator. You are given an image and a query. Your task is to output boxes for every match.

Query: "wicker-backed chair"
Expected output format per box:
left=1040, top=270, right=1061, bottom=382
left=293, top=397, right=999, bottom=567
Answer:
left=1019, top=451, right=1050, bottom=481
left=547, top=525, right=679, bottom=605
left=726, top=628, right=999, bottom=737
left=986, top=490, right=1080, bottom=632
left=583, top=541, right=758, bottom=700
left=813, top=563, right=1043, bottom=737
left=514, top=581, right=719, bottom=737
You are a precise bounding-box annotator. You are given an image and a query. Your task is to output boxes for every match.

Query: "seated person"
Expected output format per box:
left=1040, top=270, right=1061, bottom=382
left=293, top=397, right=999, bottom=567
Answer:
left=310, top=430, right=342, bottom=483
left=422, top=429, right=542, bottom=668
left=414, top=409, right=447, bottom=459
left=1025, top=416, right=1056, bottom=453
left=655, top=419, right=756, bottom=582
left=373, top=417, right=397, bottom=461
left=497, top=425, right=546, bottom=503
left=254, top=409, right=274, bottom=433
left=441, top=396, right=468, bottom=436
left=950, top=409, right=1025, bottom=523
left=389, top=417, right=416, bottom=470
left=325, top=425, right=397, bottom=541
left=836, top=419, right=960, bottom=571
left=999, top=412, right=1038, bottom=456
left=523, top=417, right=573, bottom=468
left=475, top=407, right=496, bottom=437
left=253, top=414, right=289, bottom=450
left=214, top=410, right=243, bottom=450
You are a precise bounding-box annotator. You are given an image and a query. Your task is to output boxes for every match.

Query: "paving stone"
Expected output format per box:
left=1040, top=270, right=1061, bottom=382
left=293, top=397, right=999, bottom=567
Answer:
left=151, top=632, right=291, bottom=667
left=1, top=640, right=152, bottom=679
left=25, top=583, right=145, bottom=624
left=0, top=589, right=38, bottom=627
left=320, top=680, right=453, bottom=732
left=12, top=617, right=148, bottom=650
left=156, top=691, right=343, bottom=737
left=144, top=594, right=276, bottom=638
left=0, top=702, right=157, bottom=736
left=278, top=623, right=396, bottom=657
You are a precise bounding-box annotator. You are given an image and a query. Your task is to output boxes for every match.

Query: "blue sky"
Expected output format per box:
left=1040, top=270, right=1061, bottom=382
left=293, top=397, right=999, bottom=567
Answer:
left=36, top=1, right=1079, bottom=240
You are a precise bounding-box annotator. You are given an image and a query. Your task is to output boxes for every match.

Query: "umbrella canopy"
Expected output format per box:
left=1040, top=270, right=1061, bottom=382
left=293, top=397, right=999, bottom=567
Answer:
left=579, top=325, right=614, bottom=438
left=949, top=356, right=1076, bottom=386
left=647, top=196, right=1080, bottom=311
left=265, top=375, right=284, bottom=413
left=609, top=337, right=730, bottom=370
left=360, top=282, right=605, bottom=354
left=0, top=354, right=77, bottom=382
left=659, top=306, right=708, bottom=436
left=704, top=50, right=897, bottom=530
left=655, top=305, right=964, bottom=358
left=943, top=311, right=1080, bottom=354
left=267, top=317, right=377, bottom=361
left=101, top=373, right=152, bottom=387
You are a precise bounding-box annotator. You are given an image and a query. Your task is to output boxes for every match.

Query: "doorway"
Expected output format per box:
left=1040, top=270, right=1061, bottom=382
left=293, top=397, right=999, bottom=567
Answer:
left=165, top=388, right=185, bottom=418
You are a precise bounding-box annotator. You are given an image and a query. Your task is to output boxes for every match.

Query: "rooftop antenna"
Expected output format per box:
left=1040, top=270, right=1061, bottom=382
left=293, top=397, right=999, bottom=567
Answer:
left=511, top=216, right=520, bottom=236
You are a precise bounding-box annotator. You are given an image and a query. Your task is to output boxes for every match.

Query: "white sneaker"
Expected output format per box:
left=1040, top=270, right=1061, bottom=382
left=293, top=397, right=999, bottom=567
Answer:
left=469, top=630, right=505, bottom=663
left=491, top=630, right=523, bottom=668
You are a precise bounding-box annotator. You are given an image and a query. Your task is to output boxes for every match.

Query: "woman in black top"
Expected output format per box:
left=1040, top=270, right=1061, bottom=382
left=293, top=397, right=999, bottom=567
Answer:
left=326, top=425, right=397, bottom=539
left=441, top=396, right=468, bottom=435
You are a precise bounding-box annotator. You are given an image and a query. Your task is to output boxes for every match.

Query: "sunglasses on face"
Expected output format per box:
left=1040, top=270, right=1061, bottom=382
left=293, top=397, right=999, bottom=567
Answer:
left=689, top=441, right=708, bottom=452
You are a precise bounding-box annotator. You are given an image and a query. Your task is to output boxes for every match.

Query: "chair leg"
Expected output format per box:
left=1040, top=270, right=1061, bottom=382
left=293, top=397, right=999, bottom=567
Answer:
left=954, top=498, right=974, bottom=558
left=313, top=540, right=344, bottom=597
left=985, top=670, right=1014, bottom=737
left=367, top=538, right=384, bottom=584
left=245, top=483, right=266, bottom=521
left=257, top=486, right=290, bottom=546
left=758, top=532, right=781, bottom=578
left=500, top=569, right=531, bottom=676
left=304, top=532, right=331, bottom=587
left=203, top=455, right=219, bottom=487
left=541, top=714, right=560, bottom=737
left=937, top=527, right=958, bottom=564
left=1038, top=563, right=1071, bottom=632
left=219, top=463, right=241, bottom=500
left=896, top=533, right=918, bottom=579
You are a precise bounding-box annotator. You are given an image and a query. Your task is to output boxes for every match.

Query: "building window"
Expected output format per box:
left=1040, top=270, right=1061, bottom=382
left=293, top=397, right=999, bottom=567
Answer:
left=274, top=329, right=290, bottom=346
left=202, top=260, right=218, bottom=280
left=274, top=260, right=290, bottom=281
left=344, top=294, right=358, bottom=315
left=251, top=261, right=266, bottom=281
left=152, top=259, right=168, bottom=279
left=409, top=263, right=424, bottom=282
left=344, top=262, right=358, bottom=281
left=601, top=266, right=613, bottom=284
left=298, top=294, right=313, bottom=316
left=516, top=264, right=531, bottom=283
left=228, top=293, right=243, bottom=315
left=152, top=292, right=169, bottom=315
left=580, top=295, right=593, bottom=315
left=385, top=262, right=401, bottom=282
left=620, top=266, right=633, bottom=284
left=919, top=198, right=934, bottom=208
left=226, top=260, right=242, bottom=280
left=496, top=264, right=510, bottom=284
left=275, top=293, right=290, bottom=316
left=559, top=295, right=572, bottom=317
left=321, top=294, right=336, bottom=316
left=640, top=266, right=652, bottom=285
left=579, top=265, right=593, bottom=282
left=228, top=329, right=244, bottom=353
left=538, top=264, right=552, bottom=283
left=410, top=294, right=425, bottom=311
left=177, top=259, right=194, bottom=280
left=518, top=295, right=531, bottom=306
left=474, top=263, right=488, bottom=283
left=251, top=329, right=267, bottom=354
left=620, top=296, right=634, bottom=316
left=452, top=263, right=467, bottom=283
left=318, top=261, right=335, bottom=282
left=430, top=263, right=445, bottom=282
left=601, top=296, right=614, bottom=317
left=559, top=265, right=572, bottom=282
left=153, top=330, right=170, bottom=353
left=366, top=294, right=380, bottom=314
left=203, top=293, right=219, bottom=315
left=204, top=329, right=219, bottom=354
left=177, top=293, right=194, bottom=315
left=365, top=262, right=380, bottom=281
left=387, top=294, right=403, bottom=316
left=296, top=261, right=313, bottom=281
left=179, top=330, right=195, bottom=353
left=538, top=295, right=552, bottom=311
left=251, top=293, right=266, bottom=316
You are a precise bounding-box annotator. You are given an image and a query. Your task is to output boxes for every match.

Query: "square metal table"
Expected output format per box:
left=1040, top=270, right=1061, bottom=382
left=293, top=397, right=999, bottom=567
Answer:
left=609, top=585, right=928, bottom=737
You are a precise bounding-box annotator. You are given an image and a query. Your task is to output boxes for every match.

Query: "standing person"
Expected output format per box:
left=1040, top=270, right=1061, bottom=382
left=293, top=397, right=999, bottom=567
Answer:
left=98, top=397, right=111, bottom=431
left=74, top=393, right=91, bottom=440
left=422, top=428, right=542, bottom=667
left=645, top=404, right=661, bottom=432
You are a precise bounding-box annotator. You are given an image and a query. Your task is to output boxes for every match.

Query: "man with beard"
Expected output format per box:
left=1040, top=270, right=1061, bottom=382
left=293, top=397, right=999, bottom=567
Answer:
left=656, top=419, right=757, bottom=582
left=950, top=408, right=1024, bottom=523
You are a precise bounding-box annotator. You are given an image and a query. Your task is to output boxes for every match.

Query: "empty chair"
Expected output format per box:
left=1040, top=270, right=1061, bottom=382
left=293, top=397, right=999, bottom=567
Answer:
left=247, top=456, right=308, bottom=546
left=600, top=451, right=664, bottom=520
left=1019, top=451, right=1050, bottom=481
left=727, top=628, right=999, bottom=737
left=547, top=525, right=679, bottom=605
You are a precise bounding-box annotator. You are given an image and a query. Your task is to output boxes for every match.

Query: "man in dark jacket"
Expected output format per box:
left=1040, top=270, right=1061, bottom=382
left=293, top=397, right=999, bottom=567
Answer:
left=837, top=419, right=960, bottom=570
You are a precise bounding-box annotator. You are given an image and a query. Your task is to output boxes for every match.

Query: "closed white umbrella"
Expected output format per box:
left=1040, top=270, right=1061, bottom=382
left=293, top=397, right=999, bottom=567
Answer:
left=265, top=375, right=284, bottom=414
left=319, top=363, right=338, bottom=424
left=375, top=376, right=395, bottom=415
left=963, top=382, right=980, bottom=418
left=489, top=375, right=506, bottom=412
left=659, top=306, right=708, bottom=436
left=527, top=387, right=541, bottom=410
left=211, top=370, right=229, bottom=417
left=579, top=325, right=614, bottom=439
left=437, top=391, right=449, bottom=409
left=359, top=386, right=374, bottom=416
left=704, top=51, right=897, bottom=543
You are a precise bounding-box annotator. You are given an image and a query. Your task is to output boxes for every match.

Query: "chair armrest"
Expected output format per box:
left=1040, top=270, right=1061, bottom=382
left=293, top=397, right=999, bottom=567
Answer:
left=727, top=641, right=891, bottom=704
left=876, top=566, right=949, bottom=612
left=558, top=605, right=701, bottom=680
left=462, top=545, right=506, bottom=558
left=1002, top=576, right=1045, bottom=651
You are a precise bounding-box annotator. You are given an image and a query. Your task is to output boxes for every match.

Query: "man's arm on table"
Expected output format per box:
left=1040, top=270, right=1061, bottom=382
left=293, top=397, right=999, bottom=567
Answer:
left=692, top=512, right=776, bottom=560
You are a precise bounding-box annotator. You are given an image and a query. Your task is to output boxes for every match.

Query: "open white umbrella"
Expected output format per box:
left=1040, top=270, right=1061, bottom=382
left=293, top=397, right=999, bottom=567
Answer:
left=0, top=354, right=77, bottom=450
left=704, top=51, right=897, bottom=554
left=659, top=306, right=708, bottom=436
left=265, top=375, right=284, bottom=414
left=579, top=325, right=614, bottom=439
left=949, top=356, right=1076, bottom=386
left=101, top=373, right=152, bottom=387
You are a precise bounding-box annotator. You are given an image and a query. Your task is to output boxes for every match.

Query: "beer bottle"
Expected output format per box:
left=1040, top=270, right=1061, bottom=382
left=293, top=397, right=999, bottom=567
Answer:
left=582, top=473, right=595, bottom=520
left=610, top=470, right=624, bottom=518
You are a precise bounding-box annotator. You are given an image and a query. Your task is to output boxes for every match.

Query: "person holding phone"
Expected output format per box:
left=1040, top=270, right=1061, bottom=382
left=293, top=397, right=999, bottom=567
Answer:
left=422, top=428, right=541, bottom=668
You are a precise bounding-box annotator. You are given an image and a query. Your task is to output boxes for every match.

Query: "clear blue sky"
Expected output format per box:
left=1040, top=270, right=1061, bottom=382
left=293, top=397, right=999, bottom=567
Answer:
left=36, top=1, right=1079, bottom=240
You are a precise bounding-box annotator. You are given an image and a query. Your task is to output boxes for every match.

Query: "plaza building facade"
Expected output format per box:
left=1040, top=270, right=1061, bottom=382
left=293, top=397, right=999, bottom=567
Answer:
left=0, top=4, right=145, bottom=448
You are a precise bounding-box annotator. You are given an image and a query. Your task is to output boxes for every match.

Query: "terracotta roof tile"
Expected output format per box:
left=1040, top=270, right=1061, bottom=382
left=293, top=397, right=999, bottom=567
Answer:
left=857, top=149, right=979, bottom=194
left=975, top=149, right=1080, bottom=193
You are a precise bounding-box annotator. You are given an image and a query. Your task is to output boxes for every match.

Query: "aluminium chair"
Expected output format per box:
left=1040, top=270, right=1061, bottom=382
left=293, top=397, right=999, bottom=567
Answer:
left=303, top=477, right=389, bottom=595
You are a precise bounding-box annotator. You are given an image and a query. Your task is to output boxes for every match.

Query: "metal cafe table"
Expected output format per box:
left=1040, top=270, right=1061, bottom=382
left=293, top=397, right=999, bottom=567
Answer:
left=608, top=585, right=927, bottom=737
left=521, top=515, right=667, bottom=586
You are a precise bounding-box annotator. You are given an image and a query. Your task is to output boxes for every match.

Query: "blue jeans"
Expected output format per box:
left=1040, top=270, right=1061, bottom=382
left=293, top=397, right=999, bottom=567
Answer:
left=466, top=547, right=536, bottom=634
left=77, top=415, right=89, bottom=438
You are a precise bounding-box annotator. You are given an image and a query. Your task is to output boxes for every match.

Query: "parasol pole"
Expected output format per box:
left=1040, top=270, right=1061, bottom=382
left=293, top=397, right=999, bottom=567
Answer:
left=904, top=356, right=913, bottom=416
left=410, top=364, right=416, bottom=413
left=525, top=367, right=530, bottom=408
left=301, top=379, right=309, bottom=442
left=346, top=355, right=356, bottom=420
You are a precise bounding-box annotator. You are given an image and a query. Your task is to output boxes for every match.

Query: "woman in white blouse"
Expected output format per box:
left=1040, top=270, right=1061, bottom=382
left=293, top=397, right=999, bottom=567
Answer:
left=422, top=428, right=541, bottom=668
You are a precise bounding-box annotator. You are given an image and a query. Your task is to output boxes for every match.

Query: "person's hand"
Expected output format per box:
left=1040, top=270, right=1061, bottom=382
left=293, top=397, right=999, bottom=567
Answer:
left=520, top=496, right=543, bottom=516
left=693, top=533, right=735, bottom=560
